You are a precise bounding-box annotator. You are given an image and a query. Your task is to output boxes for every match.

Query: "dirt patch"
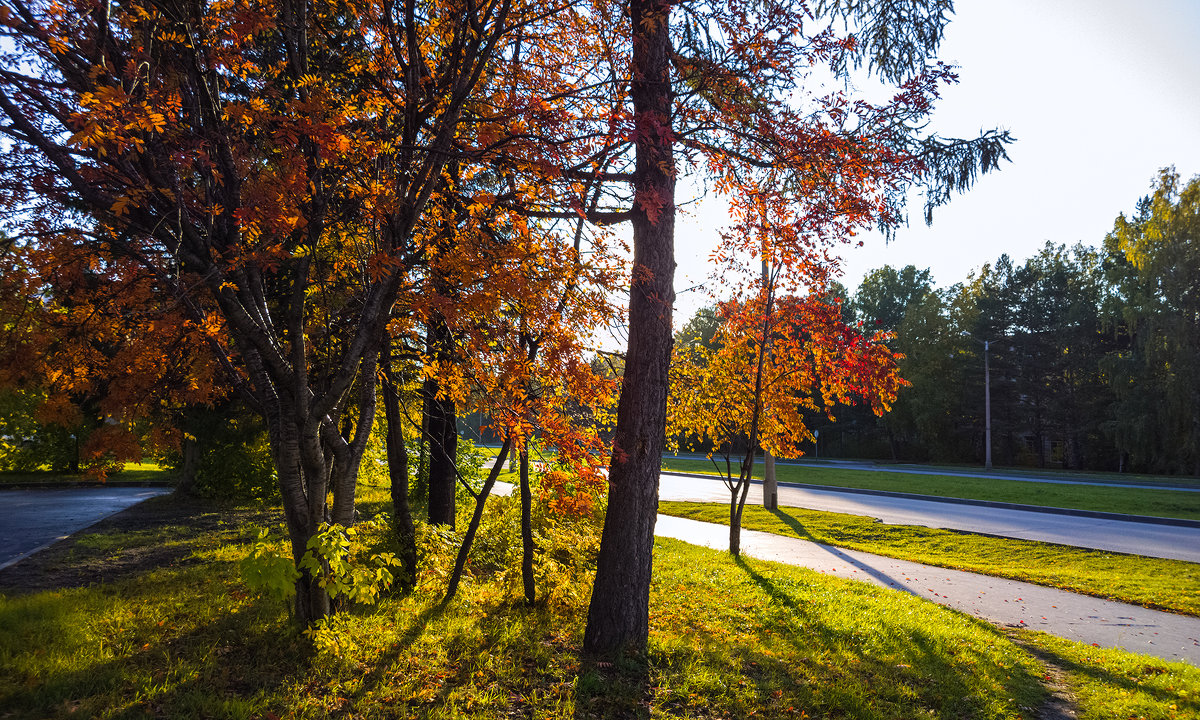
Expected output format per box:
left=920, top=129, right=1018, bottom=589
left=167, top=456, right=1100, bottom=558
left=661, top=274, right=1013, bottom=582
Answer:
left=0, top=494, right=281, bottom=596
left=1004, top=628, right=1079, bottom=720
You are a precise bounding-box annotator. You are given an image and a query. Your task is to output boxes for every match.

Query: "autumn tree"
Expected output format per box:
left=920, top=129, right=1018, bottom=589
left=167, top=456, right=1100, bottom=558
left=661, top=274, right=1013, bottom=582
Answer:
left=0, top=0, right=559, bottom=624
left=0, top=240, right=225, bottom=476
left=581, top=0, right=1011, bottom=656
left=669, top=286, right=903, bottom=554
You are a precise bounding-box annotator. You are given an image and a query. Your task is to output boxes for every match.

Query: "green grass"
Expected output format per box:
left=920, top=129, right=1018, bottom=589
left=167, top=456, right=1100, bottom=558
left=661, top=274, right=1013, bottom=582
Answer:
left=1, top=486, right=1196, bottom=719
left=1012, top=629, right=1200, bottom=720
left=659, top=501, right=1200, bottom=617
left=0, top=462, right=175, bottom=485
left=661, top=458, right=1200, bottom=521
left=872, top=461, right=1200, bottom=489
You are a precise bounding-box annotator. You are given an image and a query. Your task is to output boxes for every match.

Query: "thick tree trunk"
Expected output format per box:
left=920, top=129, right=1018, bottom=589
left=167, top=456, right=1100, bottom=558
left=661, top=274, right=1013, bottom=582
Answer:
left=383, top=362, right=418, bottom=592
left=520, top=445, right=535, bottom=605
left=176, top=432, right=200, bottom=496
left=425, top=376, right=458, bottom=527
left=583, top=0, right=676, bottom=659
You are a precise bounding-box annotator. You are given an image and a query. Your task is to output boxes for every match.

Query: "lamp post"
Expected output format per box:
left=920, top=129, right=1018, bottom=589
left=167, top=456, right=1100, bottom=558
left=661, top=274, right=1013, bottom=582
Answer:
left=963, top=333, right=993, bottom=470
left=762, top=254, right=778, bottom=510
left=982, top=339, right=992, bottom=470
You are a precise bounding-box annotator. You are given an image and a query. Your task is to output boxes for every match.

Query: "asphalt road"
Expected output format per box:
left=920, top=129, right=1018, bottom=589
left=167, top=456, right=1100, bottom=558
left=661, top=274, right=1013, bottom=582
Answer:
left=659, top=473, right=1200, bottom=563
left=0, top=487, right=171, bottom=570
left=657, top=515, right=1200, bottom=666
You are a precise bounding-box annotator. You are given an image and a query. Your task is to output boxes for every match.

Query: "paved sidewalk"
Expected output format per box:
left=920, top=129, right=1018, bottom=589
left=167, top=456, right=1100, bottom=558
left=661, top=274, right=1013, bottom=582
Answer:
left=656, top=514, right=1200, bottom=666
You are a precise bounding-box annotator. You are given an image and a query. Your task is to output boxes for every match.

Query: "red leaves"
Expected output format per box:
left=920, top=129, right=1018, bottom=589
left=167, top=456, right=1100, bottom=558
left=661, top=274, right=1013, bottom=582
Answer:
left=669, top=290, right=903, bottom=460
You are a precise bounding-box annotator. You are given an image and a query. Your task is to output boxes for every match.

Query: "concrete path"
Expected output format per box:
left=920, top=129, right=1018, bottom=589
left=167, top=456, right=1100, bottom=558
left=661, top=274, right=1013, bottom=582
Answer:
left=665, top=454, right=1200, bottom=492
left=659, top=473, right=1200, bottom=563
left=656, top=514, right=1200, bottom=666
left=0, top=487, right=171, bottom=571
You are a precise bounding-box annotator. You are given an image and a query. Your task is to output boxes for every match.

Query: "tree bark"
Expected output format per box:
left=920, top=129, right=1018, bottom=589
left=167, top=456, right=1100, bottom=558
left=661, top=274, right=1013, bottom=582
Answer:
left=443, top=439, right=512, bottom=604
left=583, top=0, right=676, bottom=659
left=520, top=445, right=536, bottom=605
left=382, top=349, right=418, bottom=592
left=425, top=374, right=458, bottom=527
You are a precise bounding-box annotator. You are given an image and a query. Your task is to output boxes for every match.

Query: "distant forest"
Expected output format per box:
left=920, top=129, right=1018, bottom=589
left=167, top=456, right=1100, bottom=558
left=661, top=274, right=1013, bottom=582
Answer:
left=680, top=168, right=1200, bottom=475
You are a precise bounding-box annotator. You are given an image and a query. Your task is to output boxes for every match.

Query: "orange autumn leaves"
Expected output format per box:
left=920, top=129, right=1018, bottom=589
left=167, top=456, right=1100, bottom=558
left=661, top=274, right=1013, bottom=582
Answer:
left=668, top=291, right=905, bottom=463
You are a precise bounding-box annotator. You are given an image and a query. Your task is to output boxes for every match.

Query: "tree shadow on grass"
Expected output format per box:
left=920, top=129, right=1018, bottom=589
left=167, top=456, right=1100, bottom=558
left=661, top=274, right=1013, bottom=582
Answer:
left=0, top=582, right=307, bottom=719
left=767, top=508, right=917, bottom=595
left=337, top=600, right=445, bottom=714
left=1003, top=628, right=1200, bottom=708
left=730, top=553, right=1046, bottom=716
left=573, top=652, right=651, bottom=720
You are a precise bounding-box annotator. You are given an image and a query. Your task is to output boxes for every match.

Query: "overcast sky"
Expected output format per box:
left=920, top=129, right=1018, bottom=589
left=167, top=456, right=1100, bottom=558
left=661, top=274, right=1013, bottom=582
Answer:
left=670, top=0, right=1200, bottom=322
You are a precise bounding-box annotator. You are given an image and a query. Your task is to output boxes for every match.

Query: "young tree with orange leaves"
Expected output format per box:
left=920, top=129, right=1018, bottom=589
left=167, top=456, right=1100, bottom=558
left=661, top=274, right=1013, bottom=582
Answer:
left=669, top=285, right=905, bottom=556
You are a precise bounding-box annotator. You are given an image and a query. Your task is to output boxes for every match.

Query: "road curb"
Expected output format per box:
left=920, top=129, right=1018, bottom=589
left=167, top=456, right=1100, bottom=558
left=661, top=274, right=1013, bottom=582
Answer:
left=0, top=481, right=174, bottom=490
left=660, top=471, right=1200, bottom=529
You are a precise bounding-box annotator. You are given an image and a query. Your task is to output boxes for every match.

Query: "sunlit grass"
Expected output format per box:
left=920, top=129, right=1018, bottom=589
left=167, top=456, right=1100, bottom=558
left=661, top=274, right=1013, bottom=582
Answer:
left=2, top=488, right=1196, bottom=718
left=659, top=501, right=1200, bottom=616
left=1011, top=629, right=1200, bottom=720
left=660, top=458, right=1200, bottom=520
left=0, top=461, right=174, bottom=485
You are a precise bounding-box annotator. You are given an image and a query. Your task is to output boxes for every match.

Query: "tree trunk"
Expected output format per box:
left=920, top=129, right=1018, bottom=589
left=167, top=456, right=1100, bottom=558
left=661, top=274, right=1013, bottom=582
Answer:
left=443, top=440, right=512, bottom=604
left=176, top=431, right=200, bottom=496
left=762, top=451, right=776, bottom=510
left=730, top=455, right=753, bottom=556
left=425, top=376, right=458, bottom=527
left=520, top=445, right=535, bottom=605
left=383, top=356, right=418, bottom=592
left=583, top=0, right=676, bottom=659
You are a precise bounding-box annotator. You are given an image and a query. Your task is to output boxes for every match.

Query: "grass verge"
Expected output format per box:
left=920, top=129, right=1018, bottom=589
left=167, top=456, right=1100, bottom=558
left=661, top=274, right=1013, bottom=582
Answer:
left=0, top=486, right=1195, bottom=719
left=1011, top=629, right=1200, bottom=720
left=659, top=501, right=1200, bottom=617
left=0, top=462, right=175, bottom=486
left=660, top=458, right=1200, bottom=521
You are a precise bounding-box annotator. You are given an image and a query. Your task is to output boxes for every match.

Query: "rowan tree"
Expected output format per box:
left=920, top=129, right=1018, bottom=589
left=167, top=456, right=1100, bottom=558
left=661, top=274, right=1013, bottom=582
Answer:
left=668, top=288, right=904, bottom=555
left=581, top=0, right=1011, bottom=656
left=0, top=0, right=565, bottom=623
left=0, top=239, right=224, bottom=476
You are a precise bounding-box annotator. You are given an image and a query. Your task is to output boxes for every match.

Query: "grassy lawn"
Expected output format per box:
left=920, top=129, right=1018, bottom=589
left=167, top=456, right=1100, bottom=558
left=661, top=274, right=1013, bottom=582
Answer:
left=659, top=501, right=1200, bottom=617
left=873, top=462, right=1200, bottom=489
left=0, top=486, right=1195, bottom=719
left=0, top=462, right=175, bottom=486
left=661, top=457, right=1200, bottom=521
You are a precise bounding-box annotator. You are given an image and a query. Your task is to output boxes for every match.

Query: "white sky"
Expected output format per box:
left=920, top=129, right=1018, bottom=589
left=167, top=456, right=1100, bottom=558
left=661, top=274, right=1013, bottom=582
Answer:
left=671, top=0, right=1200, bottom=321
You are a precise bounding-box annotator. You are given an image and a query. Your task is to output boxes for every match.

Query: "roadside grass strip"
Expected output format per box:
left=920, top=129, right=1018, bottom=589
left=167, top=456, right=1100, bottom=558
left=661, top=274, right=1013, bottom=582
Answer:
left=661, top=458, right=1200, bottom=521
left=0, top=462, right=174, bottom=486
left=659, top=501, right=1200, bottom=617
left=0, top=489, right=1195, bottom=718
left=1011, top=629, right=1200, bottom=720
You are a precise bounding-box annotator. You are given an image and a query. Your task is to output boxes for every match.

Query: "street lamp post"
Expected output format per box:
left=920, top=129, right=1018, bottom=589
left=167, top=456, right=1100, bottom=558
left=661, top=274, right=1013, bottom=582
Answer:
left=982, top=339, right=992, bottom=470
left=963, top=333, right=993, bottom=470
left=762, top=254, right=778, bottom=510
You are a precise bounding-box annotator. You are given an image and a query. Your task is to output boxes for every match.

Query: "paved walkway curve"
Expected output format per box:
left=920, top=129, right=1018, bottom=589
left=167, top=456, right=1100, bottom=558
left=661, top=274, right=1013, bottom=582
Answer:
left=659, top=473, right=1200, bottom=563
left=655, top=514, right=1200, bottom=667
